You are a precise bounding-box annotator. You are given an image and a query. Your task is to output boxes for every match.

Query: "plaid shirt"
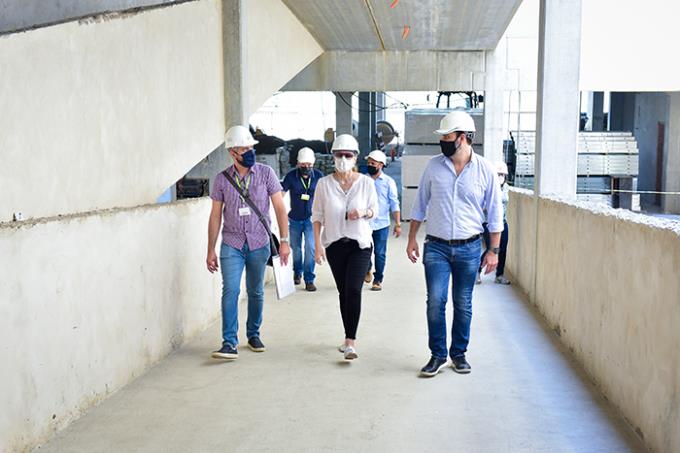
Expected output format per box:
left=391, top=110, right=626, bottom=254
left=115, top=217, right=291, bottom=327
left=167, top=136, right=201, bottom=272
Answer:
left=210, top=163, right=282, bottom=251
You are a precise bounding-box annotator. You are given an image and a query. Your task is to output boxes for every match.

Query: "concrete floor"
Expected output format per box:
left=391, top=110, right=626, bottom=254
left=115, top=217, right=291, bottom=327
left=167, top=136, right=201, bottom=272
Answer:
left=36, top=234, right=646, bottom=453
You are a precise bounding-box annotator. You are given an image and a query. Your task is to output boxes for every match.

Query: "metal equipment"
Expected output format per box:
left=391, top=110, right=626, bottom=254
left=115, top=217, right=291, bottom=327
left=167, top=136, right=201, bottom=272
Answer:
left=401, top=108, right=484, bottom=219
left=513, top=131, right=640, bottom=209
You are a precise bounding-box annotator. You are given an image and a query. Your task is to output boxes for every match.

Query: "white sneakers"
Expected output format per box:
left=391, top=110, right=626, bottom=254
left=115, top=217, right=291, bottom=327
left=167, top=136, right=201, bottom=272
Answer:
left=495, top=276, right=511, bottom=285
left=339, top=344, right=358, bottom=360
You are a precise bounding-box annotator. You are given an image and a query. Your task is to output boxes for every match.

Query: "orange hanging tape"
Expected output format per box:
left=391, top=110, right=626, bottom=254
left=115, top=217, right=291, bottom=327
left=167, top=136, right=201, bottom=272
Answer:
left=402, top=25, right=410, bottom=40
left=390, top=0, right=399, bottom=8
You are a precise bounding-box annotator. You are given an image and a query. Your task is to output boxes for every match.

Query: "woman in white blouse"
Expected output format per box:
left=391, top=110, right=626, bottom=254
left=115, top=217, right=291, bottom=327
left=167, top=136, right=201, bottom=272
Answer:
left=312, top=134, right=379, bottom=360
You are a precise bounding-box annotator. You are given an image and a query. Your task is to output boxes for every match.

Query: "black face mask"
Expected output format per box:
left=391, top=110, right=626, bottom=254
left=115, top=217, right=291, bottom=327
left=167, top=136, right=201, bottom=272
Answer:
left=439, top=138, right=460, bottom=157
left=299, top=167, right=312, bottom=177
left=367, top=165, right=380, bottom=176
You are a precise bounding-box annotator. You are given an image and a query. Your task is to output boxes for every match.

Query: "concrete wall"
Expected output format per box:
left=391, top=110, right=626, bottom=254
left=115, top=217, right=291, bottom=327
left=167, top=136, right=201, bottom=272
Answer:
left=0, top=0, right=177, bottom=33
left=504, top=188, right=537, bottom=300
left=0, top=198, right=221, bottom=453
left=506, top=189, right=680, bottom=453
left=0, top=0, right=225, bottom=221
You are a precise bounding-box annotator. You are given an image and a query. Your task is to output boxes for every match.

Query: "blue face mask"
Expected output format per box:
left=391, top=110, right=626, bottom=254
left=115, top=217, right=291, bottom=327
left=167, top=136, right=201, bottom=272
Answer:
left=239, top=149, right=256, bottom=168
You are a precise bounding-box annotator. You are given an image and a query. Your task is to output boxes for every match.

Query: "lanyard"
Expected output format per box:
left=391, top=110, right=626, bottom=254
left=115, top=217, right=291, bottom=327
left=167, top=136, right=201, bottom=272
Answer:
left=232, top=170, right=251, bottom=203
left=300, top=176, right=311, bottom=192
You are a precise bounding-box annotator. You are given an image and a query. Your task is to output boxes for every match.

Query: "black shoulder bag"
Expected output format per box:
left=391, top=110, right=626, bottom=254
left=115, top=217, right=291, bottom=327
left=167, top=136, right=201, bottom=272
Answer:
left=222, top=170, right=280, bottom=266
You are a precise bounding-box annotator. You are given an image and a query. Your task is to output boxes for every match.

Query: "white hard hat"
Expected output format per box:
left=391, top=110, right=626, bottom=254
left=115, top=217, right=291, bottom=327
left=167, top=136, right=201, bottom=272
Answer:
left=331, top=134, right=359, bottom=153
left=366, top=150, right=387, bottom=165
left=224, top=125, right=258, bottom=149
left=495, top=161, right=509, bottom=175
left=297, top=147, right=316, bottom=164
left=434, top=111, right=476, bottom=135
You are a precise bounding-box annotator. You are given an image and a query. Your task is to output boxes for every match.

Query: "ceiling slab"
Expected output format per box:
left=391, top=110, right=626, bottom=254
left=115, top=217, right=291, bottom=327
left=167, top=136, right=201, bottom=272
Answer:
left=281, top=0, right=523, bottom=51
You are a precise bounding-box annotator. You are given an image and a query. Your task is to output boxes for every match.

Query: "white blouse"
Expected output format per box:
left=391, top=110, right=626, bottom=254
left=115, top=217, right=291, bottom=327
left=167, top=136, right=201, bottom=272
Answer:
left=311, top=173, right=379, bottom=249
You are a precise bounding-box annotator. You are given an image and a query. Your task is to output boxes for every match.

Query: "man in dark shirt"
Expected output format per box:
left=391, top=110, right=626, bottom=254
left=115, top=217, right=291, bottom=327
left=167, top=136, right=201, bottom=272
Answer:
left=281, top=147, right=324, bottom=291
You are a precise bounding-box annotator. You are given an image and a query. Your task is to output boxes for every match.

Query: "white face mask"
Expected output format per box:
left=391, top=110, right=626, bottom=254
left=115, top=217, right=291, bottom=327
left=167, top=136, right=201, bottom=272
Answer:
left=334, top=156, right=355, bottom=173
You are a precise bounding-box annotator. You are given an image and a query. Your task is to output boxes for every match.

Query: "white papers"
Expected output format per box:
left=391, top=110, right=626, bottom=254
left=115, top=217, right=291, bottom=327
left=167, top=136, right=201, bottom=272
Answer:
left=271, top=255, right=296, bottom=300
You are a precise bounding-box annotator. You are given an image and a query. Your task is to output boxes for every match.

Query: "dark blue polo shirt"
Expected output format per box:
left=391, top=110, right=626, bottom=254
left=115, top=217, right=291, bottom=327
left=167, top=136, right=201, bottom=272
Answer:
left=281, top=168, right=324, bottom=221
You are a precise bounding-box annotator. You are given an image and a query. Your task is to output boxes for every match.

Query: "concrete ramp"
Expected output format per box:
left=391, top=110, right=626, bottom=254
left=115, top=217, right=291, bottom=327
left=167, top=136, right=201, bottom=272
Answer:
left=35, top=234, right=644, bottom=453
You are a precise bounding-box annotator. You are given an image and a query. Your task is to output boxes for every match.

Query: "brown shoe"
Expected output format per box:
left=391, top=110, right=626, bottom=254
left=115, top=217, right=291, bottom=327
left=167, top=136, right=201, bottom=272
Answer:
left=305, top=282, right=317, bottom=292
left=364, top=271, right=373, bottom=283
left=294, top=275, right=301, bottom=285
left=371, top=281, right=382, bottom=291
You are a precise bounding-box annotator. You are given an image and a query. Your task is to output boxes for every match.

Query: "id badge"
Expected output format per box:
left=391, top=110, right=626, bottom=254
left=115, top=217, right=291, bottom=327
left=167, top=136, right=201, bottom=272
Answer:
left=300, top=194, right=311, bottom=201
left=239, top=207, right=251, bottom=217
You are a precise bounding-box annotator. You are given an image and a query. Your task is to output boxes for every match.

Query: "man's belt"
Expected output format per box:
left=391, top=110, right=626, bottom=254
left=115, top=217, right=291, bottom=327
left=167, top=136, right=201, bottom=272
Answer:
left=426, top=234, right=481, bottom=246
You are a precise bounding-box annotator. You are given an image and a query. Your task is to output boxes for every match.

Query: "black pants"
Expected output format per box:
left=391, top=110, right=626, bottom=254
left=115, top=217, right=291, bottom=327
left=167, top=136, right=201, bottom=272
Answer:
left=479, top=221, right=509, bottom=277
left=325, top=239, right=372, bottom=340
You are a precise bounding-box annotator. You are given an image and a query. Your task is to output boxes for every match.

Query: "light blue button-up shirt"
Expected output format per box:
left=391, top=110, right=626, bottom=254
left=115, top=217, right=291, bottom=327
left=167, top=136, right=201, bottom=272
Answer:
left=369, top=172, right=400, bottom=231
left=411, top=152, right=503, bottom=239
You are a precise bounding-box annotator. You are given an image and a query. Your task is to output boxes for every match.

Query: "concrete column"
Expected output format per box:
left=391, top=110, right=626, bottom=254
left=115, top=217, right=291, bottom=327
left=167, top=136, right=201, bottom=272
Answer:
left=591, top=92, right=605, bottom=131
left=484, top=38, right=507, bottom=163
left=663, top=93, right=680, bottom=213
left=358, top=92, right=372, bottom=159
left=335, top=92, right=354, bottom=136
left=222, top=0, right=247, bottom=128
left=584, top=91, right=605, bottom=131
left=534, top=0, right=582, bottom=198
left=369, top=92, right=379, bottom=150
left=374, top=92, right=386, bottom=123
left=610, top=92, right=636, bottom=132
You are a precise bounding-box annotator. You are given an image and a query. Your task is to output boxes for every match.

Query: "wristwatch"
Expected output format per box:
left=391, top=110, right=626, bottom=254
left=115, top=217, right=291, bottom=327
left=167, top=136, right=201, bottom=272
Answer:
left=489, top=247, right=500, bottom=255
left=394, top=223, right=402, bottom=228
left=279, top=237, right=289, bottom=243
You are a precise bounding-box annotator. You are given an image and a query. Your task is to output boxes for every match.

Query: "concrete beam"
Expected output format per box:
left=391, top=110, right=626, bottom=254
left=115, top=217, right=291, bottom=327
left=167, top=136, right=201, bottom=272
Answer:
left=222, top=0, right=324, bottom=126
left=283, top=51, right=486, bottom=92
left=0, top=0, right=176, bottom=33
left=534, top=0, right=582, bottom=198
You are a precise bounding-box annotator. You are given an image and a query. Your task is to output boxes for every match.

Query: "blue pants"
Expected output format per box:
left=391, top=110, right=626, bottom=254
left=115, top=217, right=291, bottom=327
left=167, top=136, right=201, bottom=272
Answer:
left=219, top=242, right=269, bottom=347
left=289, top=218, right=316, bottom=283
left=367, top=226, right=390, bottom=283
left=423, top=238, right=481, bottom=360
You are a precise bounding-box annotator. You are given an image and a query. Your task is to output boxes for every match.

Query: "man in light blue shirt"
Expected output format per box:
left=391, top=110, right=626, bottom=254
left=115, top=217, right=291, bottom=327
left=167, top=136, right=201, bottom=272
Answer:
left=406, top=111, right=503, bottom=377
left=365, top=150, right=401, bottom=291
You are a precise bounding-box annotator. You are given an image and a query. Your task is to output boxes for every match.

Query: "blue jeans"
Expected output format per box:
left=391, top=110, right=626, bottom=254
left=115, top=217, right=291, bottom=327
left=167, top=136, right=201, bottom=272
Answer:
left=423, top=238, right=482, bottom=360
left=219, top=242, right=270, bottom=346
left=289, top=218, right=316, bottom=283
left=367, top=227, right=390, bottom=283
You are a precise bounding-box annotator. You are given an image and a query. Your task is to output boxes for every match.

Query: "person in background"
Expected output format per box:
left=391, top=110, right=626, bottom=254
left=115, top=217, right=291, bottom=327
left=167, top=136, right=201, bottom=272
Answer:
left=478, top=161, right=511, bottom=285
left=406, top=111, right=503, bottom=378
left=312, top=134, right=378, bottom=361
left=281, top=147, right=324, bottom=292
left=364, top=150, right=401, bottom=291
left=206, top=125, right=291, bottom=361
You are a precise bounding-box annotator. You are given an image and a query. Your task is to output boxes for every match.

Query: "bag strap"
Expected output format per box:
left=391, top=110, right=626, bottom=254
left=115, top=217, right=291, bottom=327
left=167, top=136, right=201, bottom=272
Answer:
left=222, top=169, right=279, bottom=255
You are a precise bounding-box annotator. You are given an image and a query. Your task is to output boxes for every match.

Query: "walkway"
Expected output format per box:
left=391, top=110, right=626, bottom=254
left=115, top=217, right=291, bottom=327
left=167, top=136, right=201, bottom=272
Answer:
left=37, top=234, right=645, bottom=453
